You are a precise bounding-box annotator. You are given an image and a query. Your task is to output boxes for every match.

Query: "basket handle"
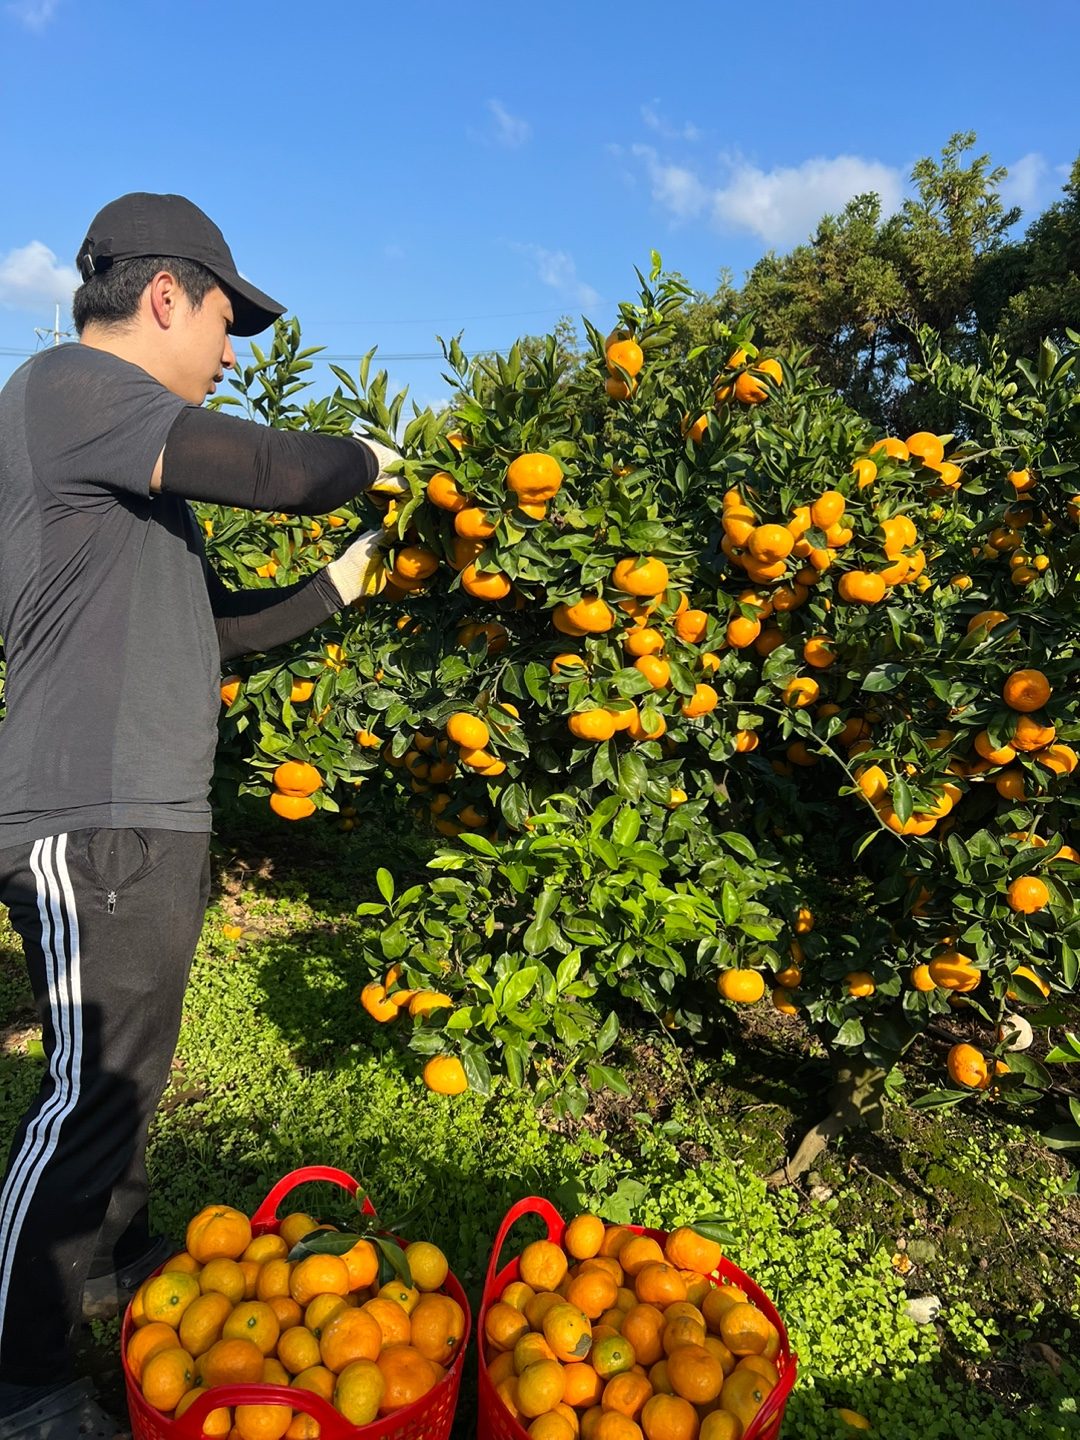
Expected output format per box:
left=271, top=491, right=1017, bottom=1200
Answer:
left=750, top=1352, right=798, bottom=1436
left=170, top=1383, right=350, bottom=1439
left=250, top=1165, right=377, bottom=1233
left=483, top=1195, right=564, bottom=1297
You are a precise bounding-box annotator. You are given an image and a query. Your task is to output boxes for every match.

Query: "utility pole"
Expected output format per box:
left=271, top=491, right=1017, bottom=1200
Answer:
left=33, top=303, right=73, bottom=348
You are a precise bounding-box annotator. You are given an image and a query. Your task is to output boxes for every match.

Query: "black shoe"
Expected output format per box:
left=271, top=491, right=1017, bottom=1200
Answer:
left=81, top=1235, right=176, bottom=1323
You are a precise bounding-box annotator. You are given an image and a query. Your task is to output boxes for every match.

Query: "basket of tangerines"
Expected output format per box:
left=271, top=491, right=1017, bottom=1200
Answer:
left=121, top=1166, right=471, bottom=1440
left=478, top=1198, right=796, bottom=1440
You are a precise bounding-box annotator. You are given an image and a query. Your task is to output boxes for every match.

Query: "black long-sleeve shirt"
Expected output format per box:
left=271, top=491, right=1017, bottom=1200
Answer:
left=0, top=344, right=370, bottom=845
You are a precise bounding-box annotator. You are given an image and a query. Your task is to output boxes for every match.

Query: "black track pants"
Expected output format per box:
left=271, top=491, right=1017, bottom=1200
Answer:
left=0, top=828, right=210, bottom=1383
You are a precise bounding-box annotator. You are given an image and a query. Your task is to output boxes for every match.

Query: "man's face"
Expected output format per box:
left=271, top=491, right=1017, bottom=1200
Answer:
left=167, top=281, right=237, bottom=405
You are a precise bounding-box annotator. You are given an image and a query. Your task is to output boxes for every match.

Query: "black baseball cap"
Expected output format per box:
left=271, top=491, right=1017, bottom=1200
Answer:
left=75, top=192, right=286, bottom=336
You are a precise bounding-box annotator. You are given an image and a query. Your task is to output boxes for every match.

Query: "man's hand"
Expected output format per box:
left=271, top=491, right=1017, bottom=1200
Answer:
left=357, top=434, right=409, bottom=498
left=325, top=527, right=391, bottom=604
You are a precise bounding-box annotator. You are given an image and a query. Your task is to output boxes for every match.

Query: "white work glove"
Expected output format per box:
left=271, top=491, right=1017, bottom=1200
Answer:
left=326, top=527, right=390, bottom=603
left=355, top=432, right=410, bottom=498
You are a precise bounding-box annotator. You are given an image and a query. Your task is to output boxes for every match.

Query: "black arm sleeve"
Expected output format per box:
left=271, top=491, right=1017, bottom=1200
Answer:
left=161, top=407, right=378, bottom=514
left=204, top=561, right=346, bottom=664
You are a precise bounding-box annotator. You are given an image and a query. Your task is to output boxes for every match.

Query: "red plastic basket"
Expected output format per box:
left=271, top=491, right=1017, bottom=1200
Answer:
left=476, top=1197, right=797, bottom=1440
left=121, top=1166, right=471, bottom=1440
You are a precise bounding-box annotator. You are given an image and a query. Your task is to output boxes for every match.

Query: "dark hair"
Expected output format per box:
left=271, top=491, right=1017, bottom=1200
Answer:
left=71, top=255, right=223, bottom=334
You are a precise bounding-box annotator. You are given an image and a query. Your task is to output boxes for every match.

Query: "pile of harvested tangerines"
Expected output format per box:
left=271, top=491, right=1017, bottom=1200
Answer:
left=485, top=1215, right=785, bottom=1440
left=125, top=1202, right=464, bottom=1439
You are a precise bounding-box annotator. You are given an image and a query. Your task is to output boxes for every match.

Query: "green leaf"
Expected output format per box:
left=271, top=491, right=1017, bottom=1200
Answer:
left=692, top=1220, right=737, bottom=1246
left=503, top=965, right=540, bottom=1009
left=589, top=796, right=623, bottom=833
left=1060, top=944, right=1079, bottom=990
left=460, top=1043, right=493, bottom=1096
left=718, top=832, right=757, bottom=862
left=833, top=1017, right=866, bottom=1047
left=500, top=784, right=531, bottom=830
left=523, top=916, right=559, bottom=956
left=591, top=742, right=617, bottom=788
left=947, top=831, right=970, bottom=879
left=556, top=953, right=582, bottom=990
left=587, top=1063, right=631, bottom=1096
left=862, top=664, right=909, bottom=693
left=613, top=807, right=642, bottom=847
left=1001, top=1051, right=1051, bottom=1091
left=1042, top=1126, right=1080, bottom=1151
left=602, top=1177, right=649, bottom=1224
left=1044, top=1032, right=1080, bottom=1064
left=372, top=1235, right=414, bottom=1288
left=911, top=1088, right=968, bottom=1110
left=892, top=777, right=913, bottom=826
left=533, top=889, right=559, bottom=927
left=376, top=868, right=395, bottom=905
left=523, top=663, right=550, bottom=706
left=504, top=1041, right=526, bottom=1090
left=596, top=1010, right=619, bottom=1053
left=617, top=752, right=648, bottom=801
left=720, top=881, right=741, bottom=927
left=380, top=920, right=409, bottom=961
left=287, top=1230, right=365, bottom=1261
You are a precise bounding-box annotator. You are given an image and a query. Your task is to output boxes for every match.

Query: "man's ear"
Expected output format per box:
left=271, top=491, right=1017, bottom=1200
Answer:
left=147, top=270, right=180, bottom=329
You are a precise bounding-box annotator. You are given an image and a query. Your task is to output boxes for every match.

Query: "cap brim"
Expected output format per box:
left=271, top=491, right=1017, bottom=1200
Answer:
left=211, top=266, right=287, bottom=336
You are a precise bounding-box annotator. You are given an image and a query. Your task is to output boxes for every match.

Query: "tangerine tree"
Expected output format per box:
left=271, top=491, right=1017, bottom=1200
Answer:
left=200, top=269, right=1079, bottom=1132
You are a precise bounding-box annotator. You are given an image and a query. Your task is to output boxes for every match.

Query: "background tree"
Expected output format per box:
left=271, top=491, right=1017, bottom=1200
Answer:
left=461, top=315, right=583, bottom=407
left=684, top=133, right=1079, bottom=435
left=978, top=156, right=1080, bottom=355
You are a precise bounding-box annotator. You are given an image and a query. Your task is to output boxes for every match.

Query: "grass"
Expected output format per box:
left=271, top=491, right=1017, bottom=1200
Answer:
left=1, top=798, right=1078, bottom=1438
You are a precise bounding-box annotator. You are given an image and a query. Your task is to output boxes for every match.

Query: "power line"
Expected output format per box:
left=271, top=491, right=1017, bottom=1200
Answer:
left=302, top=305, right=591, bottom=326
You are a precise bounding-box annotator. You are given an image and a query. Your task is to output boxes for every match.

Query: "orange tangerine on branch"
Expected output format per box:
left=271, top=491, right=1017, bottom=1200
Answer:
left=507, top=453, right=564, bottom=502
left=906, top=431, right=945, bottom=466
left=565, top=595, right=616, bottom=633
left=606, top=338, right=644, bottom=377
left=612, top=557, right=670, bottom=596
left=272, top=762, right=323, bottom=799
left=717, top=970, right=765, bottom=1004
left=947, top=1043, right=992, bottom=1089
left=1007, top=875, right=1050, bottom=913
left=1002, top=668, right=1051, bottom=712
left=838, top=571, right=886, bottom=604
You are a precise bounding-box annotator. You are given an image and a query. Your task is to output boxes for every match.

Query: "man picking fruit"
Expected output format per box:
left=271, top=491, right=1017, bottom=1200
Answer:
left=0, top=192, right=398, bottom=1437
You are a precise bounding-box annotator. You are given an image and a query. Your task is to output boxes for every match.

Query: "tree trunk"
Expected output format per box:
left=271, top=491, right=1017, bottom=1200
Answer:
left=765, top=1058, right=888, bottom=1188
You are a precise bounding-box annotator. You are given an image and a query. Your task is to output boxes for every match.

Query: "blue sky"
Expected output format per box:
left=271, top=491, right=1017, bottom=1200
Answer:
left=1, top=0, right=1077, bottom=415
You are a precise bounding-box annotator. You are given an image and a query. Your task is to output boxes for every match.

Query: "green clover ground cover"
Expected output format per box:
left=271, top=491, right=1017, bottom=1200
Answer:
left=0, top=803, right=1077, bottom=1438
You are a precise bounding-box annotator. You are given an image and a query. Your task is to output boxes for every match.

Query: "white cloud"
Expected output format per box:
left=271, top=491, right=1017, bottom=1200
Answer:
left=512, top=243, right=599, bottom=308
left=0, top=240, right=81, bottom=312
left=624, top=146, right=904, bottom=244
left=999, top=152, right=1049, bottom=211
left=488, top=99, right=531, bottom=149
left=627, top=147, right=904, bottom=246
left=712, top=155, right=904, bottom=246
left=632, top=144, right=709, bottom=221
left=641, top=103, right=700, bottom=143
left=6, top=0, right=59, bottom=28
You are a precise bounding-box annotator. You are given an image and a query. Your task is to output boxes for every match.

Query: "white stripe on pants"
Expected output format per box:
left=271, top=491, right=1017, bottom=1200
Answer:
left=0, top=835, right=83, bottom=1348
